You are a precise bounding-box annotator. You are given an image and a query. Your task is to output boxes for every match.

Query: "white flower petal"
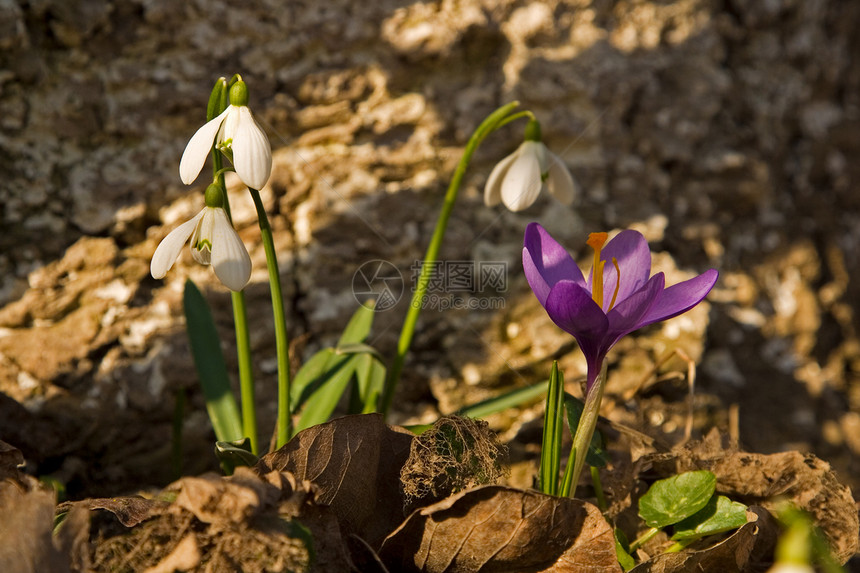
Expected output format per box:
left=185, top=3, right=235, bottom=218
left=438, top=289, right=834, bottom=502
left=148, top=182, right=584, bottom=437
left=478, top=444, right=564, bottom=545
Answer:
left=546, top=151, right=576, bottom=205
left=525, top=140, right=549, bottom=174
left=179, top=108, right=230, bottom=185
left=500, top=149, right=543, bottom=211
left=219, top=105, right=241, bottom=143
left=232, top=107, right=272, bottom=190
left=190, top=208, right=216, bottom=265
left=150, top=211, right=205, bottom=279
left=484, top=150, right=518, bottom=207
left=209, top=208, right=252, bottom=291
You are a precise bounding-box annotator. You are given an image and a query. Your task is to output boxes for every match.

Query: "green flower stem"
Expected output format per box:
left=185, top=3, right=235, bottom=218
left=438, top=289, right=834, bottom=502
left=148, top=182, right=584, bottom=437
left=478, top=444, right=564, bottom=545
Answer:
left=213, top=150, right=259, bottom=455
left=567, top=363, right=607, bottom=495
left=590, top=466, right=608, bottom=512
left=248, top=187, right=293, bottom=448
left=664, top=538, right=694, bottom=553
left=380, top=101, right=522, bottom=418
left=628, top=527, right=661, bottom=553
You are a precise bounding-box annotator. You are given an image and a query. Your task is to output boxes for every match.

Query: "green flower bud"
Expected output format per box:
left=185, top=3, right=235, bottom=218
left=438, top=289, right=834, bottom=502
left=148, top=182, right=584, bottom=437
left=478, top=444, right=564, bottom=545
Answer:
left=229, top=80, right=249, bottom=107
left=206, top=77, right=228, bottom=121
left=524, top=119, right=542, bottom=142
left=204, top=183, right=225, bottom=208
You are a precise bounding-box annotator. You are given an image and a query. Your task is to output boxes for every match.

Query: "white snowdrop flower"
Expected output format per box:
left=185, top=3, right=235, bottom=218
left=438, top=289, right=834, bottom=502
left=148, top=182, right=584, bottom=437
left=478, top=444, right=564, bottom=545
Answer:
left=151, top=184, right=252, bottom=291
left=484, top=120, right=576, bottom=212
left=179, top=79, right=272, bottom=190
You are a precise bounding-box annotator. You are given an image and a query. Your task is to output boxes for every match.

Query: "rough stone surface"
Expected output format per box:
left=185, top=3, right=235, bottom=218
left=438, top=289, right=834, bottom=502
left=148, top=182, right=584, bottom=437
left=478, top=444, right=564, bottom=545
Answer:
left=1, top=0, right=859, bottom=523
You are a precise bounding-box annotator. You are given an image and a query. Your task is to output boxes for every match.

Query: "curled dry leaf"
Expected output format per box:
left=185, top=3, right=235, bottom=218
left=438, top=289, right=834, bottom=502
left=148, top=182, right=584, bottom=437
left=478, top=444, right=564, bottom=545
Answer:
left=255, top=413, right=414, bottom=548
left=57, top=496, right=166, bottom=528
left=630, top=506, right=778, bottom=573
left=646, top=431, right=859, bottom=564
left=378, top=485, right=621, bottom=573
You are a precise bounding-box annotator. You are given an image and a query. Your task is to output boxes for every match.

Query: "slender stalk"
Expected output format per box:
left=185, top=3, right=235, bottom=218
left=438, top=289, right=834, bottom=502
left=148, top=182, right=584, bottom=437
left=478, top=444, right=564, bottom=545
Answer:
left=248, top=187, right=293, bottom=447
left=590, top=466, right=608, bottom=511
left=567, top=363, right=608, bottom=493
left=212, top=151, right=259, bottom=455
left=628, top=527, right=661, bottom=553
left=380, top=101, right=521, bottom=417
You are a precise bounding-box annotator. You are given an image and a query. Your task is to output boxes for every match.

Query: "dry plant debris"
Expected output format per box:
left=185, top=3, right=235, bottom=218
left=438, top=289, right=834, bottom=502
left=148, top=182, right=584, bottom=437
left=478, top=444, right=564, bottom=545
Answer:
left=400, top=415, right=508, bottom=511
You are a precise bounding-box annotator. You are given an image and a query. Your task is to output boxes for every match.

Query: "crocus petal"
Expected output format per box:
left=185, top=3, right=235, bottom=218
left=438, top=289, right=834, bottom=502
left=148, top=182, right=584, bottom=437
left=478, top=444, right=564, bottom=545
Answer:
left=605, top=272, right=665, bottom=346
left=546, top=151, right=576, bottom=205
left=523, top=223, right=586, bottom=307
left=150, top=211, right=205, bottom=279
left=232, top=106, right=272, bottom=190
left=484, top=151, right=517, bottom=207
left=179, top=108, right=230, bottom=185
left=545, top=280, right=609, bottom=374
left=638, top=268, right=719, bottom=328
left=594, top=230, right=652, bottom=310
left=501, top=142, right=544, bottom=211
left=210, top=208, right=252, bottom=291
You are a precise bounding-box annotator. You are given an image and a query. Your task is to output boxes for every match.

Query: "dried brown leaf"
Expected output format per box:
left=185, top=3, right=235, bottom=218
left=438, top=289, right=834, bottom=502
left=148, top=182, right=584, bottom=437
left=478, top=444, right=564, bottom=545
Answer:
left=255, top=413, right=414, bottom=547
left=378, top=485, right=621, bottom=573
left=647, top=434, right=859, bottom=563
left=57, top=495, right=166, bottom=527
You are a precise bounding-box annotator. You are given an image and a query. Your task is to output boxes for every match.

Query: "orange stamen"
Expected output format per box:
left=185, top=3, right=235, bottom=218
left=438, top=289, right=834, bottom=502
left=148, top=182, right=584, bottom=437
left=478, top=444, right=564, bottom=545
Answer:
left=587, top=232, right=608, bottom=307
left=608, top=257, right=621, bottom=310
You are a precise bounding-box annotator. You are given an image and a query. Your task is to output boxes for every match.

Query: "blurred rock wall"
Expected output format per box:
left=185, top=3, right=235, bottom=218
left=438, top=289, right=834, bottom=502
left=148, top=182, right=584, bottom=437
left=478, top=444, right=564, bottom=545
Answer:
left=1, top=0, right=859, bottom=495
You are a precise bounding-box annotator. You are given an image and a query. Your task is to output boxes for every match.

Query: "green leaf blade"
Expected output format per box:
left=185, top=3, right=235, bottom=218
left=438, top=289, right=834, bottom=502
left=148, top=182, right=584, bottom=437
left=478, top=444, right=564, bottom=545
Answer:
left=670, top=495, right=748, bottom=541
left=183, top=280, right=243, bottom=443
left=638, top=470, right=717, bottom=528
left=295, top=354, right=360, bottom=433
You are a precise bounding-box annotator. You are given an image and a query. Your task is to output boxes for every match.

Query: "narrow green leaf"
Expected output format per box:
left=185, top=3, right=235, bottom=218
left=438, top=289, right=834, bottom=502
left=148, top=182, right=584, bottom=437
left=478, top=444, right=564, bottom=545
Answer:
left=456, top=380, right=549, bottom=419
left=639, top=470, right=717, bottom=528
left=564, top=393, right=609, bottom=467
left=353, top=353, right=386, bottom=415
left=539, top=362, right=564, bottom=496
left=295, top=354, right=360, bottom=432
left=337, top=302, right=376, bottom=346
left=183, top=280, right=243, bottom=443
left=670, top=495, right=748, bottom=540
left=290, top=348, right=337, bottom=413
left=335, top=342, right=385, bottom=362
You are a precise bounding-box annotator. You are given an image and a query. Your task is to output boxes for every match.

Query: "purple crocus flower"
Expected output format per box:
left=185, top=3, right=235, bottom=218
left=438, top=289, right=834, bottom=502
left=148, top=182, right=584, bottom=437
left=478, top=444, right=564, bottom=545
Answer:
left=523, top=223, right=718, bottom=391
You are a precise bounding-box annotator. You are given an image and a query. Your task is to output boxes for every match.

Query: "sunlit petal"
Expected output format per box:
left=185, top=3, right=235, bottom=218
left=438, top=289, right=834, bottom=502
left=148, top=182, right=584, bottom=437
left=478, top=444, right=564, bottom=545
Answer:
left=523, top=222, right=586, bottom=307
left=210, top=208, right=252, bottom=291
left=501, top=146, right=543, bottom=211
left=150, top=211, right=205, bottom=279
left=546, top=151, right=576, bottom=205
left=179, top=108, right=230, bottom=185
left=484, top=151, right=517, bottom=207
left=594, top=230, right=652, bottom=310
left=639, top=269, right=719, bottom=327
left=232, top=107, right=272, bottom=190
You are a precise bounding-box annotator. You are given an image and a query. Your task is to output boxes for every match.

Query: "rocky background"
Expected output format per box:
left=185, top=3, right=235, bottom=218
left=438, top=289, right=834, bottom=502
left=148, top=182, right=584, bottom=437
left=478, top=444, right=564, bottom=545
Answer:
left=1, top=0, right=859, bottom=526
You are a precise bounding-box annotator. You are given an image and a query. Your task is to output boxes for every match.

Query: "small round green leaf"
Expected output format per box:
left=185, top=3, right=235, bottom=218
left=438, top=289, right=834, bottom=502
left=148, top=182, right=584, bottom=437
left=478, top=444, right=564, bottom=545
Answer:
left=670, top=495, right=748, bottom=540
left=638, top=470, right=717, bottom=528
